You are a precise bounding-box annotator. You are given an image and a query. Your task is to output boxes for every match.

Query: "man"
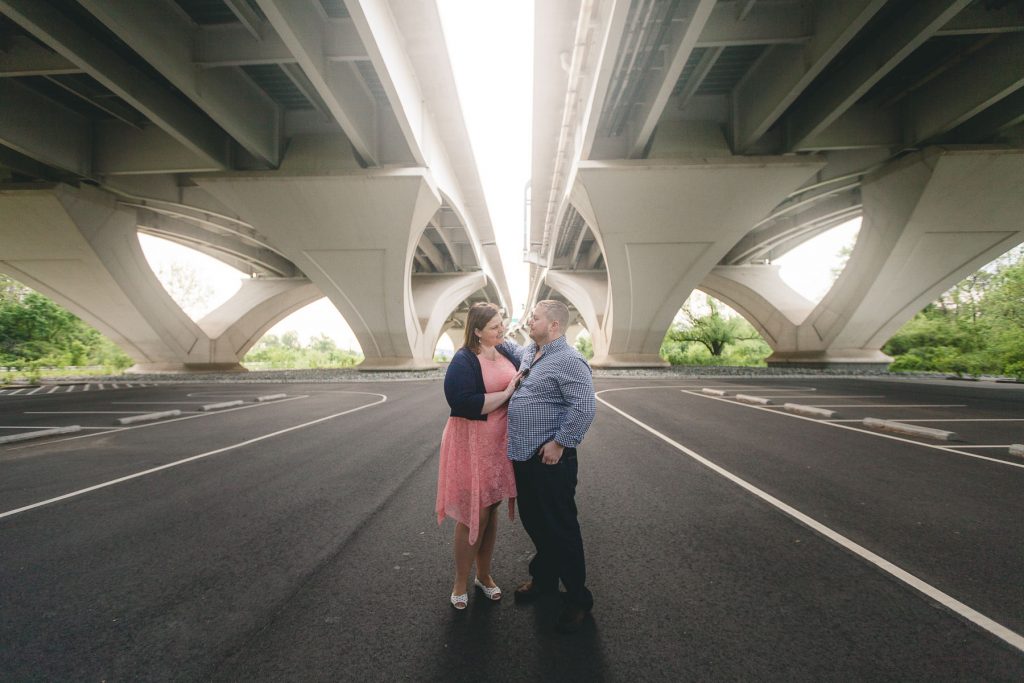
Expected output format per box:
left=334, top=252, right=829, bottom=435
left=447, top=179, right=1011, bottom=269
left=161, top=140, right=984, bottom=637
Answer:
left=507, top=300, right=596, bottom=633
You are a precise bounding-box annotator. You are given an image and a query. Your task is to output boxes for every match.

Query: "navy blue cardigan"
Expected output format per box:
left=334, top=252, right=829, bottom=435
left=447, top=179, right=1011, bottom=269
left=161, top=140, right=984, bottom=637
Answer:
left=444, top=342, right=523, bottom=420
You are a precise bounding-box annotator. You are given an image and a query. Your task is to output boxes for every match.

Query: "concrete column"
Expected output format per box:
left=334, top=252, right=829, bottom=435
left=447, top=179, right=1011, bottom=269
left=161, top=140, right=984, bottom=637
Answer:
left=196, top=278, right=322, bottom=362
left=700, top=265, right=815, bottom=352
left=411, top=272, right=487, bottom=360
left=758, top=147, right=1024, bottom=368
left=0, top=183, right=272, bottom=372
left=569, top=157, right=823, bottom=367
left=545, top=270, right=609, bottom=360
left=442, top=310, right=468, bottom=351
left=196, top=169, right=443, bottom=369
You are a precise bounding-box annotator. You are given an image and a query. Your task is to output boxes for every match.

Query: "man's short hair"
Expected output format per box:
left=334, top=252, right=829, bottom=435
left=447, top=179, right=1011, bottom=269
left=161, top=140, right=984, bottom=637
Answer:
left=536, top=300, right=570, bottom=329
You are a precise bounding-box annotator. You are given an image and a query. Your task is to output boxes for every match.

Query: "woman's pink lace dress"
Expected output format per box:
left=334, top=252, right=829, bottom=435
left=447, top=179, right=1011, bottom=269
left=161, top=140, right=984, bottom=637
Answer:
left=435, top=354, right=518, bottom=544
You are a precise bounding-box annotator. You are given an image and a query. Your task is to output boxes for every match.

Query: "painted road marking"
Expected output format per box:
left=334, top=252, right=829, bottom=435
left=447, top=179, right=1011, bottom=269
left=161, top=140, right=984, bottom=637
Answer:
left=0, top=393, right=387, bottom=520
left=681, top=390, right=1024, bottom=470
left=791, top=403, right=968, bottom=408
left=25, top=411, right=152, bottom=415
left=597, top=387, right=1024, bottom=655
left=883, top=418, right=1024, bottom=422
left=748, top=395, right=885, bottom=399
left=2, top=394, right=312, bottom=451
left=0, top=426, right=118, bottom=431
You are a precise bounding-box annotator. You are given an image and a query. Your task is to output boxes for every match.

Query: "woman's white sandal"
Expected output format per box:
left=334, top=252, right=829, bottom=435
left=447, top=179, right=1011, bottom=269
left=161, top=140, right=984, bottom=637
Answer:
left=474, top=578, right=502, bottom=601
left=450, top=592, right=468, bottom=610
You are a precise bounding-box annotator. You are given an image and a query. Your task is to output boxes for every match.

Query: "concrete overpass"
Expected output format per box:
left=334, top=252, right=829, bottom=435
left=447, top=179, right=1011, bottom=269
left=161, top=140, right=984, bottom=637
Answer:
left=0, top=0, right=511, bottom=371
left=528, top=0, right=1024, bottom=368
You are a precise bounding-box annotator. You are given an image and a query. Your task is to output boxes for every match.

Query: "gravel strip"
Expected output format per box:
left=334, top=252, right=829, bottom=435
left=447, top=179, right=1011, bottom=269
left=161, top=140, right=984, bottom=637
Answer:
left=12, top=366, right=970, bottom=385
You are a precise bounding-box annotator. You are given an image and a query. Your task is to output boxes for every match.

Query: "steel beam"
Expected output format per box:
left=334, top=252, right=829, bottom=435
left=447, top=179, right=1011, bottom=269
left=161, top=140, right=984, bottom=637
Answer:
left=731, top=0, right=886, bottom=153
left=256, top=0, right=380, bottom=165
left=696, top=1, right=810, bottom=47
left=193, top=18, right=367, bottom=68
left=76, top=0, right=281, bottom=166
left=577, top=0, right=631, bottom=160
left=627, top=0, right=716, bottom=158
left=936, top=3, right=1024, bottom=36
left=904, top=32, right=1024, bottom=144
left=0, top=35, right=80, bottom=76
left=784, top=0, right=971, bottom=151
left=0, top=0, right=230, bottom=169
left=0, top=78, right=91, bottom=176
left=342, top=0, right=426, bottom=165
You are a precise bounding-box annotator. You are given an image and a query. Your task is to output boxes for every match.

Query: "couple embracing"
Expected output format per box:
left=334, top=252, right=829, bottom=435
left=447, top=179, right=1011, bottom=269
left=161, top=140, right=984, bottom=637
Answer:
left=435, top=300, right=596, bottom=633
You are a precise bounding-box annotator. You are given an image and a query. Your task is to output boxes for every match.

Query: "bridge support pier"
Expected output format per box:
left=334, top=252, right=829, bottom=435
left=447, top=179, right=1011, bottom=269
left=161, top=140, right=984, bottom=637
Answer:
left=562, top=157, right=823, bottom=367
left=0, top=184, right=301, bottom=373
left=701, top=148, right=1024, bottom=368
left=197, top=170, right=449, bottom=370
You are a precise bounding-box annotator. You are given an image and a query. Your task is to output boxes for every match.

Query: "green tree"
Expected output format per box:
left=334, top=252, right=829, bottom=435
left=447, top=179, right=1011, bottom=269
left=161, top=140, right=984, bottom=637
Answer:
left=667, top=298, right=751, bottom=356
left=660, top=296, right=771, bottom=366
left=884, top=247, right=1024, bottom=377
left=574, top=333, right=594, bottom=359
left=0, top=275, right=132, bottom=370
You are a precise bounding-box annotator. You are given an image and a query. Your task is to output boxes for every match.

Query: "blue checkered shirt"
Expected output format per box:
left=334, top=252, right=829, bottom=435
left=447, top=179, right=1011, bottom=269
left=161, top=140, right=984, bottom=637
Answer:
left=507, top=335, right=596, bottom=461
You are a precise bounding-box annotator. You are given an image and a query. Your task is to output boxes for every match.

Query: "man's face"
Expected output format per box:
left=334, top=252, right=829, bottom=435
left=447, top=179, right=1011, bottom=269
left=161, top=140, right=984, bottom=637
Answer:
left=527, top=306, right=556, bottom=344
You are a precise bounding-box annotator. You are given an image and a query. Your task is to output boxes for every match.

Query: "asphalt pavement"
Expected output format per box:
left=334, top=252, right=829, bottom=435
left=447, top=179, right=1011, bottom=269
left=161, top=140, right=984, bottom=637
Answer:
left=1, top=376, right=1022, bottom=681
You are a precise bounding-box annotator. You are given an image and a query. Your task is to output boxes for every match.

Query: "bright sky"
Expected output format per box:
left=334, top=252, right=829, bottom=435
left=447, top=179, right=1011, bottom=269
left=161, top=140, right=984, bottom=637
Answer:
left=139, top=3, right=859, bottom=353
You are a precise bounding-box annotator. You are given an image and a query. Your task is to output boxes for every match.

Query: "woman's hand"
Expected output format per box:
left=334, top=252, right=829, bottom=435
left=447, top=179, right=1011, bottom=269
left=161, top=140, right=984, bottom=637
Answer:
left=504, top=371, right=523, bottom=398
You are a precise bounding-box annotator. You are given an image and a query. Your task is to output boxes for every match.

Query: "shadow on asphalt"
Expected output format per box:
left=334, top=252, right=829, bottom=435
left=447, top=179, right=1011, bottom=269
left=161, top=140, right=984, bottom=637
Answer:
left=430, top=594, right=608, bottom=681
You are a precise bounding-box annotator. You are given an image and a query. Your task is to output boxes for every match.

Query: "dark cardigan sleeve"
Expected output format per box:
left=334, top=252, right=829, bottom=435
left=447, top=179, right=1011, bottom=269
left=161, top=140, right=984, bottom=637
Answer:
left=444, top=348, right=487, bottom=420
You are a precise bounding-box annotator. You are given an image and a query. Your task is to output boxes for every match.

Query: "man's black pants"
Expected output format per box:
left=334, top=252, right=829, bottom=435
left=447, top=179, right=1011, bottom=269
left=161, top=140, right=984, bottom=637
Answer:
left=513, top=448, right=593, bottom=610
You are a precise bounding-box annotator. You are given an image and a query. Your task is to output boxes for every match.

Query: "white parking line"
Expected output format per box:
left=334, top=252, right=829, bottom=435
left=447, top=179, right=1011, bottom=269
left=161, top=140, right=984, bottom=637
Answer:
left=47, top=386, right=59, bottom=394
left=789, top=404, right=968, bottom=408
left=27, top=387, right=45, bottom=395
left=886, top=418, right=1024, bottom=422
left=3, top=393, right=313, bottom=451
left=25, top=411, right=152, bottom=415
left=751, top=395, right=885, bottom=400
left=111, top=402, right=210, bottom=405
left=827, top=417, right=1024, bottom=424
left=681, top=390, right=1023, bottom=470
left=946, top=445, right=1017, bottom=449
left=0, top=425, right=119, bottom=431
left=0, top=393, right=387, bottom=520
left=597, top=387, right=1024, bottom=655
left=8, top=389, right=25, bottom=395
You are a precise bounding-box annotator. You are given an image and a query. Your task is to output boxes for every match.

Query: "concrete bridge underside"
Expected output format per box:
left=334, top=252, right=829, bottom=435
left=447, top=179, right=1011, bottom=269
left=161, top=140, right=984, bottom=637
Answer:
left=529, top=0, right=1024, bottom=368
left=0, top=0, right=511, bottom=371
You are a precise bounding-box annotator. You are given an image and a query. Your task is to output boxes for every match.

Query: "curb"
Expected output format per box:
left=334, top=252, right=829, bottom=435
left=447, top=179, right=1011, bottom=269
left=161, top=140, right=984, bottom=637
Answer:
left=735, top=393, right=772, bottom=405
left=256, top=394, right=288, bottom=402
left=200, top=400, right=245, bottom=411
left=0, top=425, right=82, bottom=445
left=783, top=403, right=837, bottom=419
left=117, top=410, right=181, bottom=425
left=701, top=388, right=729, bottom=396
left=862, top=418, right=958, bottom=441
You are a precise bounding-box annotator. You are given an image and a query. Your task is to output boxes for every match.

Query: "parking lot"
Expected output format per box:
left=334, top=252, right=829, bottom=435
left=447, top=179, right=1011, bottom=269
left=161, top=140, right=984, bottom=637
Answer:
left=1, top=376, right=1022, bottom=680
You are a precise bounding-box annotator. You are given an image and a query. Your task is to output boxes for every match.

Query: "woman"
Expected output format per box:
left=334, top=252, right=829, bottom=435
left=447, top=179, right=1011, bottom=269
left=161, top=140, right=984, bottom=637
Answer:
left=436, top=302, right=523, bottom=609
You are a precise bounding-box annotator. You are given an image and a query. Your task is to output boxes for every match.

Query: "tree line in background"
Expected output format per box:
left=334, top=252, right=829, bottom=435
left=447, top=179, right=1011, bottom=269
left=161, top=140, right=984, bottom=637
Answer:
left=243, top=331, right=362, bottom=369
left=0, top=275, right=132, bottom=379
left=2, top=245, right=1022, bottom=379
left=577, top=245, right=1023, bottom=379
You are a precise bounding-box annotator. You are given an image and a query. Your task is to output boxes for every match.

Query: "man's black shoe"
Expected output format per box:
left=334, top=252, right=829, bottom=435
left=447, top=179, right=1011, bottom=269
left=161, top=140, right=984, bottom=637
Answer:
left=554, top=604, right=591, bottom=633
left=513, top=580, right=555, bottom=603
